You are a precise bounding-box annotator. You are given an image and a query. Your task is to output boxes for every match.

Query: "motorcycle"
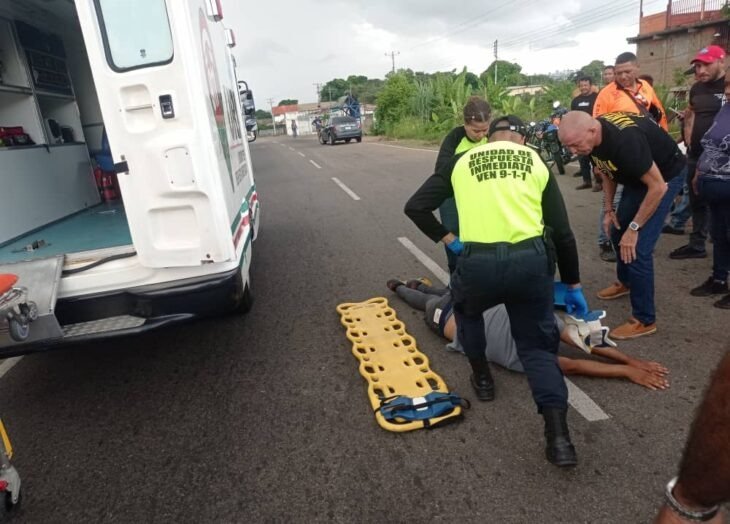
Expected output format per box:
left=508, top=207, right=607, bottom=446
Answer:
left=525, top=101, right=574, bottom=175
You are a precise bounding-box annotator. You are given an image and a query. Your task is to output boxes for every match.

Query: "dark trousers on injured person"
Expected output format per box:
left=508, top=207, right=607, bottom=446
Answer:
left=450, top=238, right=567, bottom=410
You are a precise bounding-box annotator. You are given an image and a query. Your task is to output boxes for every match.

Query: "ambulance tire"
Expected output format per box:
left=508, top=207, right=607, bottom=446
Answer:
left=232, top=271, right=253, bottom=315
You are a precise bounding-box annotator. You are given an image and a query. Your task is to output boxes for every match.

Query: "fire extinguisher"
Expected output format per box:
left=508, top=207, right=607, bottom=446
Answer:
left=101, top=172, right=119, bottom=201
left=95, top=167, right=119, bottom=201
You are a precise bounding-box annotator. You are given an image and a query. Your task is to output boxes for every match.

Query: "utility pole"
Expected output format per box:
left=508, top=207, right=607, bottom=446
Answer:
left=267, top=97, right=276, bottom=136
left=493, top=39, right=498, bottom=84
left=313, top=82, right=322, bottom=104
left=385, top=50, right=400, bottom=74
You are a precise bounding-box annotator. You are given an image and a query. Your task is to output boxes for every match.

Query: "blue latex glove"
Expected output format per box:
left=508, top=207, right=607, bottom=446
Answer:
left=447, top=236, right=464, bottom=255
left=564, top=287, right=589, bottom=317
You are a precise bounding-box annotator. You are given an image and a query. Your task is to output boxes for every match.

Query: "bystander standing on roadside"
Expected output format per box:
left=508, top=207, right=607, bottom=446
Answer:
left=592, top=52, right=668, bottom=263
left=571, top=76, right=598, bottom=191
left=668, top=45, right=726, bottom=260
left=687, top=70, right=730, bottom=308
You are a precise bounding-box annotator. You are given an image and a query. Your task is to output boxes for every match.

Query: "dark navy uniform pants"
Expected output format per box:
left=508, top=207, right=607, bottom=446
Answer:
left=450, top=237, right=567, bottom=411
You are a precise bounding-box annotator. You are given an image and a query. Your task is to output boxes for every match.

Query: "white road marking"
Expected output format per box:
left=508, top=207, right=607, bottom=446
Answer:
left=396, top=236, right=610, bottom=422
left=0, top=357, right=22, bottom=379
left=298, top=152, right=306, bottom=157
left=279, top=143, right=286, bottom=147
left=397, top=237, right=450, bottom=286
left=288, top=146, right=295, bottom=151
left=331, top=177, right=361, bottom=201
left=369, top=143, right=438, bottom=154
left=565, top=379, right=610, bottom=421
left=309, top=160, right=322, bottom=169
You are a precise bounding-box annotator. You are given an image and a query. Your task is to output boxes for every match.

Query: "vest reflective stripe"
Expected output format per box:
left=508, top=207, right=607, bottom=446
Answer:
left=452, top=142, right=549, bottom=244
left=454, top=134, right=487, bottom=155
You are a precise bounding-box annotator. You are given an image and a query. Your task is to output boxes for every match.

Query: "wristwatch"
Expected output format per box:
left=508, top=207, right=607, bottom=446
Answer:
left=665, top=477, right=720, bottom=522
left=629, top=221, right=641, bottom=231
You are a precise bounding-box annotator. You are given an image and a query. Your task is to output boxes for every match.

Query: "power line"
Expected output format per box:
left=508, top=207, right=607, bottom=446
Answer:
left=415, top=0, right=642, bottom=74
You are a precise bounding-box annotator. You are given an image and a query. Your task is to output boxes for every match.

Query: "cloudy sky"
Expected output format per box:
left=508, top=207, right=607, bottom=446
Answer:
left=223, top=0, right=668, bottom=109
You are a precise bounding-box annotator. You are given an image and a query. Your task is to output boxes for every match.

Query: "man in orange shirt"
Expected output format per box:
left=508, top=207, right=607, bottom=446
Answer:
left=593, top=52, right=668, bottom=130
left=593, top=52, right=669, bottom=263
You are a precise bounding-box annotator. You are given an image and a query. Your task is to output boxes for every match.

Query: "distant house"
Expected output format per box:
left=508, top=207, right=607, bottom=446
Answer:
left=506, top=85, right=545, bottom=96
left=628, top=0, right=730, bottom=86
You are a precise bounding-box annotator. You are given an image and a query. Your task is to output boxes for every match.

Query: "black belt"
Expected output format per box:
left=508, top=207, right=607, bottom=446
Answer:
left=463, top=236, right=544, bottom=255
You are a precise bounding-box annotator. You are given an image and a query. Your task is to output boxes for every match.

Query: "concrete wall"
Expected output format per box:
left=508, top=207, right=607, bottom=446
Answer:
left=636, top=26, right=725, bottom=85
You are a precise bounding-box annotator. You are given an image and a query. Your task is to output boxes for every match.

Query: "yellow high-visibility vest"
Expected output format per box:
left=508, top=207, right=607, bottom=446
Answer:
left=454, top=134, right=487, bottom=155
left=452, top=142, right=549, bottom=244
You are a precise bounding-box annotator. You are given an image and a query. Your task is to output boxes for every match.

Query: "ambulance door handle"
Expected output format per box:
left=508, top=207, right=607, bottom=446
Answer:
left=159, top=95, right=175, bottom=119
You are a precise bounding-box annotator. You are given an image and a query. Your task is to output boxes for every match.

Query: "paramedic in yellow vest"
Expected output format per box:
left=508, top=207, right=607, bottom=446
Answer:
left=405, top=115, right=588, bottom=468
left=434, top=96, right=490, bottom=275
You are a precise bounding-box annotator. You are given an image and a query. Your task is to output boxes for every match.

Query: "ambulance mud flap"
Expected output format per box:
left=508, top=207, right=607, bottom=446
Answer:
left=337, top=297, right=467, bottom=432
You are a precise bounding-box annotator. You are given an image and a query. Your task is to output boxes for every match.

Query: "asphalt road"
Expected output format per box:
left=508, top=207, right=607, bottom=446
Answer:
left=1, top=134, right=727, bottom=523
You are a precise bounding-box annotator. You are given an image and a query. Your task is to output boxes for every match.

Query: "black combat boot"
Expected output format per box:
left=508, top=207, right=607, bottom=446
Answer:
left=543, top=407, right=577, bottom=467
left=468, top=358, right=495, bottom=401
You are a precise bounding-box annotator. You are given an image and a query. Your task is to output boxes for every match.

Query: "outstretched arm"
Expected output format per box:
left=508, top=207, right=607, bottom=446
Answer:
left=557, top=357, right=669, bottom=391
left=591, top=347, right=669, bottom=376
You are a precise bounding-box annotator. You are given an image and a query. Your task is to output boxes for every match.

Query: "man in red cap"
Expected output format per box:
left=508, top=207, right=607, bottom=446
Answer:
left=669, top=45, right=726, bottom=262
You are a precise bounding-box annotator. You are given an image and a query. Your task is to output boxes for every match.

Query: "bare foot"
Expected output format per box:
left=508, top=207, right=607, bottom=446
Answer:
left=627, top=368, right=670, bottom=390
left=633, top=359, right=669, bottom=376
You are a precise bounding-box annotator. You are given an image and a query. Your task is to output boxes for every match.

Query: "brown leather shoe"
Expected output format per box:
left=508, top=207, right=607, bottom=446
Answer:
left=597, top=282, right=630, bottom=300
left=611, top=317, right=657, bottom=340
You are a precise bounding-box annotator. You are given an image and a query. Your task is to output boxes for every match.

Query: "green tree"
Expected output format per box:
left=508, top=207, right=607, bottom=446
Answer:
left=278, top=99, right=298, bottom=106
left=481, top=60, right=527, bottom=87
left=255, top=109, right=271, bottom=119
left=575, top=60, right=605, bottom=84
left=374, top=73, right=416, bottom=132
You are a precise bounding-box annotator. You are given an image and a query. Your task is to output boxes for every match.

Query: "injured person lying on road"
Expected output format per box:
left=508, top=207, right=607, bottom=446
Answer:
left=386, top=278, right=669, bottom=390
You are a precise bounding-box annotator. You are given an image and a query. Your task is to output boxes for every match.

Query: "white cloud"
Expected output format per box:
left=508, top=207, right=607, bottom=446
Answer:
left=221, top=0, right=657, bottom=108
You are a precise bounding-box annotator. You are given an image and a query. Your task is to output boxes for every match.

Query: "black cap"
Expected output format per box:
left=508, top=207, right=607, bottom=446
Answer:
left=489, top=115, right=527, bottom=137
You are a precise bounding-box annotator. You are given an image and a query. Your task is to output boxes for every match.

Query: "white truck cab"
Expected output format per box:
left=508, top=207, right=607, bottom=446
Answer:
left=0, top=0, right=260, bottom=354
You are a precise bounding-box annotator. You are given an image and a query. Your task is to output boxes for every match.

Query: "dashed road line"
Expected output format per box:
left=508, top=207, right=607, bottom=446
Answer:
left=309, top=160, right=322, bottom=169
left=396, top=235, right=610, bottom=422
left=0, top=357, right=22, bottom=380
left=331, top=177, right=361, bottom=201
left=288, top=146, right=295, bottom=151
left=298, top=152, right=306, bottom=157
left=397, top=237, right=450, bottom=287
left=565, top=380, right=610, bottom=421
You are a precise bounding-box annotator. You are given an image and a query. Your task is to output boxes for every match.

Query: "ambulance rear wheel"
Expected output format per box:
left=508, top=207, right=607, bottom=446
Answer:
left=232, top=269, right=253, bottom=315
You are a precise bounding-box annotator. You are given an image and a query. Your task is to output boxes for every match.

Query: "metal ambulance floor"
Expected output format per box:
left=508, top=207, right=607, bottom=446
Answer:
left=0, top=200, right=132, bottom=264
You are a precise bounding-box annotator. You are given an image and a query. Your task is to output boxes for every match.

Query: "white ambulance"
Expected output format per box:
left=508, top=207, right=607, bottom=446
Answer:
left=0, top=0, right=260, bottom=354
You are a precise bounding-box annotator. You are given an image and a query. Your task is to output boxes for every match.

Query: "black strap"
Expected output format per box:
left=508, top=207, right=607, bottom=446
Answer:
left=619, top=86, right=661, bottom=124
left=376, top=394, right=470, bottom=414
